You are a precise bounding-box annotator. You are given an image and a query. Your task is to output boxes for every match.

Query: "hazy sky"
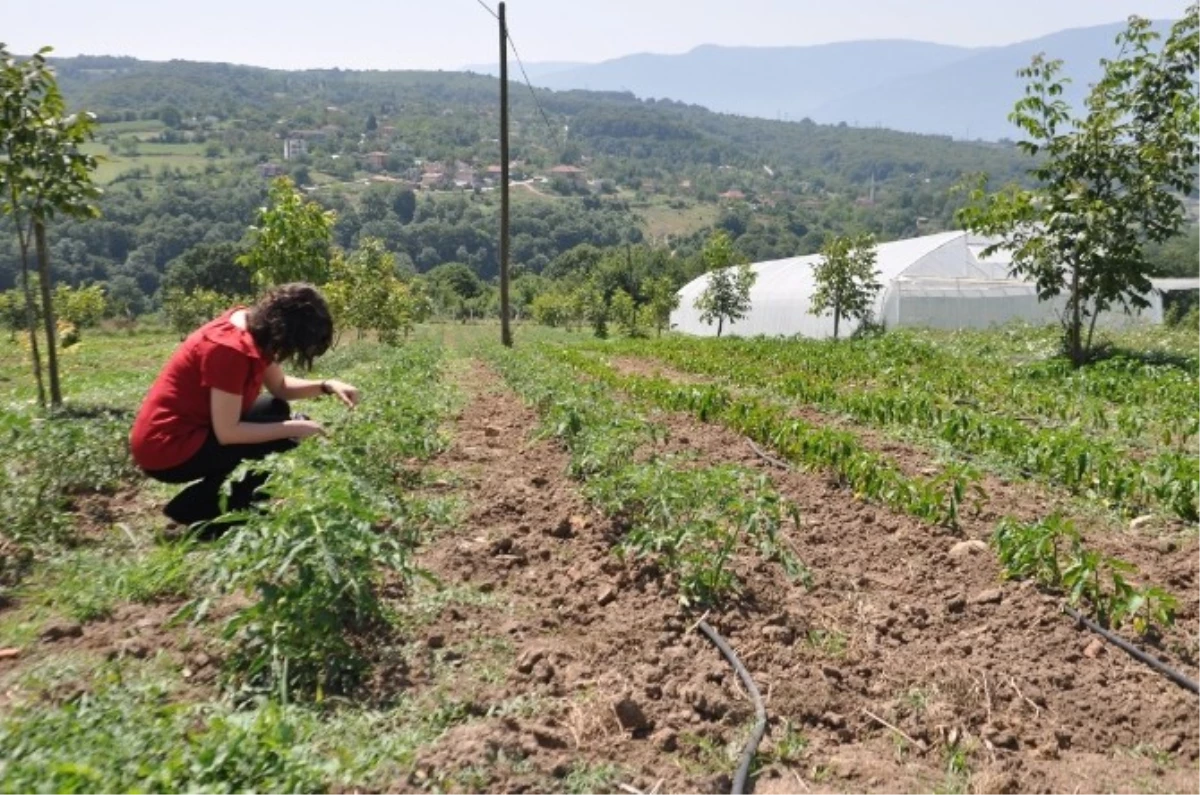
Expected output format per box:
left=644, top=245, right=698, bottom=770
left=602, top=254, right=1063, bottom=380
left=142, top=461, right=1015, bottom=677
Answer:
left=6, top=0, right=1189, bottom=71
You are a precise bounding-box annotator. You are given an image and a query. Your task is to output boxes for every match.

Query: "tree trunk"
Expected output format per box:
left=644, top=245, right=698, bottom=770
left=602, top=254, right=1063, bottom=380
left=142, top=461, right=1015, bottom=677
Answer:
left=833, top=309, right=840, bottom=341
left=35, top=220, right=62, bottom=406
left=1084, top=301, right=1102, bottom=362
left=1069, top=268, right=1082, bottom=368
left=717, top=316, right=724, bottom=337
left=8, top=185, right=45, bottom=408
left=18, top=233, right=46, bottom=409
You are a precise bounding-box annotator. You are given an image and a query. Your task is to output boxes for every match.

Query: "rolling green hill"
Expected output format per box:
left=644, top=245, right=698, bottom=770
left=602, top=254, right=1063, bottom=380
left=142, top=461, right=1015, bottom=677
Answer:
left=5, top=55, right=1036, bottom=298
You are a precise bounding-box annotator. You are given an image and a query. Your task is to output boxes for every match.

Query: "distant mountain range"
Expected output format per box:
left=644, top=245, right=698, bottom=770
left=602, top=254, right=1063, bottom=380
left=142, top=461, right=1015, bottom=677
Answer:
left=464, top=20, right=1174, bottom=140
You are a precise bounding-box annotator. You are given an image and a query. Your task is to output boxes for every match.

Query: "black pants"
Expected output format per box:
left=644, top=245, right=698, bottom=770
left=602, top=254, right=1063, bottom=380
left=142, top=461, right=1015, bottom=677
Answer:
left=145, top=396, right=298, bottom=525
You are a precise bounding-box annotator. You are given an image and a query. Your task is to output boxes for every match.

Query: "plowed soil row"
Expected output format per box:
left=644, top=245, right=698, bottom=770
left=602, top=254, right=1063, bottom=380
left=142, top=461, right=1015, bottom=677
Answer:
left=398, top=358, right=1199, bottom=794
left=399, top=360, right=737, bottom=793
left=641, top=400, right=1199, bottom=793
left=607, top=354, right=1196, bottom=551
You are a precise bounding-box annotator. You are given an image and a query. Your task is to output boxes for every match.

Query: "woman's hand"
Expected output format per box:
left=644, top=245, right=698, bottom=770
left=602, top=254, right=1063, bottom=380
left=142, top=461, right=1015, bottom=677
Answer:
left=323, top=379, right=360, bottom=409
left=286, top=418, right=326, bottom=439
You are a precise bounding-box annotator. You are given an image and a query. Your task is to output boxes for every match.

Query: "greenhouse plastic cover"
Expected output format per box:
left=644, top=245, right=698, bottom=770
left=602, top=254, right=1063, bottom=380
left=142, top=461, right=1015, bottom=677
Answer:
left=670, top=231, right=1160, bottom=339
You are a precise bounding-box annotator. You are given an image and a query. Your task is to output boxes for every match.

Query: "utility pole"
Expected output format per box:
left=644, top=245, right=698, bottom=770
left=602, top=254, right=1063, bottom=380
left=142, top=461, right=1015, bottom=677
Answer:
left=498, top=1, right=512, bottom=347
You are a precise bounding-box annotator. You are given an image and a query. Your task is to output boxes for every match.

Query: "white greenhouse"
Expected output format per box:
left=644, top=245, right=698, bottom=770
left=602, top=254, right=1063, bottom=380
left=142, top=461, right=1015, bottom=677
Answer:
left=670, top=231, right=1185, bottom=339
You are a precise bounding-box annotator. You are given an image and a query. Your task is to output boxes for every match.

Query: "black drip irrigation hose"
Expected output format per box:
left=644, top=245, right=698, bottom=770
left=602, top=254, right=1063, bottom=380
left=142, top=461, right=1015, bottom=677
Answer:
left=1063, top=605, right=1199, bottom=695
left=746, top=438, right=791, bottom=471
left=696, top=619, right=767, bottom=795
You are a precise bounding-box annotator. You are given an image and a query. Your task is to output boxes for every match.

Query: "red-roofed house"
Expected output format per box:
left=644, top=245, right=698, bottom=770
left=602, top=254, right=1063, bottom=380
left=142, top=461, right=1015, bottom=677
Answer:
left=550, top=164, right=585, bottom=183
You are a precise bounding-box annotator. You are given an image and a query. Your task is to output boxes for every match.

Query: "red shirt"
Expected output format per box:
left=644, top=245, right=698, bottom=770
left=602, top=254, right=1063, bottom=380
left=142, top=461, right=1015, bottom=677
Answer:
left=130, top=308, right=269, bottom=471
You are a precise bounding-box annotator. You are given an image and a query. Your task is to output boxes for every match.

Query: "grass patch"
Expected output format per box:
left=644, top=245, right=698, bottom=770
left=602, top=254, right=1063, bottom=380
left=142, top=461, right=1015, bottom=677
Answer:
left=564, top=761, right=622, bottom=794
left=0, top=537, right=202, bottom=645
left=34, top=541, right=203, bottom=623
left=0, top=660, right=485, bottom=793
left=80, top=142, right=231, bottom=184
left=0, top=678, right=327, bottom=793
left=639, top=199, right=719, bottom=242
left=98, top=120, right=167, bottom=136
left=760, top=719, right=808, bottom=769
left=804, top=628, right=847, bottom=657
left=397, top=581, right=500, bottom=631
left=0, top=602, right=55, bottom=648
left=676, top=730, right=737, bottom=777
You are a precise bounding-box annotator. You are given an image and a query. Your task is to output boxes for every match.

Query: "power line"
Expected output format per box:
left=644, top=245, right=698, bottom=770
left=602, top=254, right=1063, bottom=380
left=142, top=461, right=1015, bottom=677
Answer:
left=469, top=0, right=560, bottom=146
left=474, top=0, right=499, bottom=20
left=505, top=27, right=559, bottom=144
left=472, top=1, right=557, bottom=144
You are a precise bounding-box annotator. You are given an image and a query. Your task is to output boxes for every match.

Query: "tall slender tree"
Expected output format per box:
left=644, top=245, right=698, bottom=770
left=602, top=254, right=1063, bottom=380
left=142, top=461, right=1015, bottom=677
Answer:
left=809, top=233, right=881, bottom=340
left=694, top=231, right=756, bottom=337
left=645, top=275, right=681, bottom=337
left=0, top=45, right=101, bottom=407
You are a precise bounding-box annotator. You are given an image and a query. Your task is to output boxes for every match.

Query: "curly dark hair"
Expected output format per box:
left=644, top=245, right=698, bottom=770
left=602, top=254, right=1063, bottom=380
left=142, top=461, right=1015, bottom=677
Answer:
left=247, top=283, right=333, bottom=370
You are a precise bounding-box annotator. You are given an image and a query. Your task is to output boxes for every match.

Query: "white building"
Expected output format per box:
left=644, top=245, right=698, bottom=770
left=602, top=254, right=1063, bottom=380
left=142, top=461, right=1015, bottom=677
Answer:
left=671, top=231, right=1184, bottom=338
left=1145, top=278, right=1200, bottom=323
left=283, top=138, right=307, bottom=160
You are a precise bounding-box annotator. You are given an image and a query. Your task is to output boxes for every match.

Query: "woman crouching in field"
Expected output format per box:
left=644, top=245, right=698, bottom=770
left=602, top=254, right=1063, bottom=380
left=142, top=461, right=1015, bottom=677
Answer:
left=130, top=283, right=359, bottom=526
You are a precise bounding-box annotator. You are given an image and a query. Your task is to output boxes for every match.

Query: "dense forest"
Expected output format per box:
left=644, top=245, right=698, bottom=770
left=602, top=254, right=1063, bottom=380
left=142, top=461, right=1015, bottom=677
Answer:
left=0, top=56, right=1195, bottom=306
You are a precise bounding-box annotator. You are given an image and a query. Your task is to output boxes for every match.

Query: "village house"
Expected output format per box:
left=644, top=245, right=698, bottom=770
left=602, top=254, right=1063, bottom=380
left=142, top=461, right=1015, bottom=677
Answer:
left=549, top=164, right=585, bottom=183
left=283, top=138, right=307, bottom=160
left=420, top=162, right=446, bottom=189
left=480, top=164, right=502, bottom=187
left=453, top=161, right=476, bottom=188
left=365, top=151, right=388, bottom=171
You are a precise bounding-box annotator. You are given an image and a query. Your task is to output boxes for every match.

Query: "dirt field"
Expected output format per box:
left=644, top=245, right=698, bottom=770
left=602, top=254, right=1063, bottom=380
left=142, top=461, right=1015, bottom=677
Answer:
left=1, top=328, right=1196, bottom=793
left=388, top=354, right=1199, bottom=793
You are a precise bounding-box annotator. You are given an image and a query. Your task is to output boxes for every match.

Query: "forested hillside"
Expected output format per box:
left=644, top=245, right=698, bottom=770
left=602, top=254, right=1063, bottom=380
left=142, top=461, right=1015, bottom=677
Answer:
left=0, top=55, right=1193, bottom=307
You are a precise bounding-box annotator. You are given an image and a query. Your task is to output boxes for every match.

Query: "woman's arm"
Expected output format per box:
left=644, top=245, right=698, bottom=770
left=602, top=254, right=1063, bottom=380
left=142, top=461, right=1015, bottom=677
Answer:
left=263, top=364, right=360, bottom=408
left=210, top=388, right=323, bottom=445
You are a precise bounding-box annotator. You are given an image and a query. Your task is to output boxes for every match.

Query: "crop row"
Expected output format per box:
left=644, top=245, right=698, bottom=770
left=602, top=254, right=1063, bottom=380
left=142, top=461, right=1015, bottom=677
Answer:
left=593, top=338, right=1198, bottom=521
left=551, top=347, right=985, bottom=530
left=191, top=339, right=452, bottom=702
left=707, top=330, right=1197, bottom=426
left=551, top=346, right=1179, bottom=635
left=481, top=342, right=807, bottom=606
left=597, top=332, right=1198, bottom=452
left=994, top=514, right=1176, bottom=634
left=0, top=409, right=139, bottom=550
